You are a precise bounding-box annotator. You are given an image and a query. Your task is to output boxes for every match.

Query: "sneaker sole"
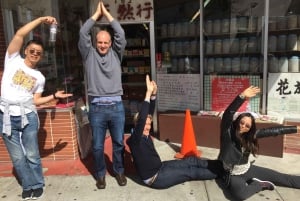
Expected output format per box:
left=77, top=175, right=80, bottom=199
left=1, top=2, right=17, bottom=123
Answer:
left=252, top=178, right=276, bottom=189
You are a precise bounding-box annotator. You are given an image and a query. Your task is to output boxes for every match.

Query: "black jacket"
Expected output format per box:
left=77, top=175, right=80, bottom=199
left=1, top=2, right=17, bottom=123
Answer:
left=218, top=95, right=297, bottom=169
left=126, top=98, right=162, bottom=180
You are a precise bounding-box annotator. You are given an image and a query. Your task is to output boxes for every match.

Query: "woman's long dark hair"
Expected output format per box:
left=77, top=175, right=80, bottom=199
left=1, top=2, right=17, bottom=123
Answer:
left=233, top=112, right=259, bottom=156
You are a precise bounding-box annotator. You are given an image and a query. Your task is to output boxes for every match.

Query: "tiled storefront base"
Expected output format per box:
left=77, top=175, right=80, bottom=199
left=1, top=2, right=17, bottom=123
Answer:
left=284, top=121, right=300, bottom=154
left=0, top=112, right=299, bottom=165
left=0, top=108, right=79, bottom=163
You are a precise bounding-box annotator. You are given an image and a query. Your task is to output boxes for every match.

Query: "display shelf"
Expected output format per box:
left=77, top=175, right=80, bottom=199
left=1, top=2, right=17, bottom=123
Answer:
left=120, top=23, right=153, bottom=132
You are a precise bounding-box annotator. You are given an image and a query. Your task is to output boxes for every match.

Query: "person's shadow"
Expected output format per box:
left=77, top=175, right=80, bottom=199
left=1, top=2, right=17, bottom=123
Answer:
left=78, top=135, right=141, bottom=185
left=38, top=110, right=68, bottom=158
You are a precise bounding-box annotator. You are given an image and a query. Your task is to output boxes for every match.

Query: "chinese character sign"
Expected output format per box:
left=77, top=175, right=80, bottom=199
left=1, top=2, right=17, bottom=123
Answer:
left=90, top=0, right=154, bottom=22
left=268, top=73, right=300, bottom=119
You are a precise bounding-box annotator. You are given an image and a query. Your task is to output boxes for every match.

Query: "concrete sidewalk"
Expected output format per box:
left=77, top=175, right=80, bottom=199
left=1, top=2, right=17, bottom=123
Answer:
left=1, top=139, right=300, bottom=201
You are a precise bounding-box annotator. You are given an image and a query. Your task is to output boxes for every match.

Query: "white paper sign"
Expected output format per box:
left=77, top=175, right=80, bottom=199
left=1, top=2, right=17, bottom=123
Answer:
left=157, top=74, right=201, bottom=112
left=268, top=73, right=300, bottom=119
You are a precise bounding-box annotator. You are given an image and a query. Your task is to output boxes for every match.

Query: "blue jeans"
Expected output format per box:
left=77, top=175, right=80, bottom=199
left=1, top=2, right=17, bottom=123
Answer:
left=0, top=111, right=44, bottom=191
left=88, top=101, right=125, bottom=179
left=151, top=157, right=222, bottom=189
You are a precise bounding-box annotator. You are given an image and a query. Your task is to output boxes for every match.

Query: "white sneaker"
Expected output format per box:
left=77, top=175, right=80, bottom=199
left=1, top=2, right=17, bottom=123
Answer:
left=252, top=178, right=275, bottom=191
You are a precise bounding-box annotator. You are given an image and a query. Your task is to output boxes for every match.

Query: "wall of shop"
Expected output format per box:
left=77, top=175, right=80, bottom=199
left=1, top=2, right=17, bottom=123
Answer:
left=0, top=0, right=299, bottom=161
left=0, top=5, right=5, bottom=76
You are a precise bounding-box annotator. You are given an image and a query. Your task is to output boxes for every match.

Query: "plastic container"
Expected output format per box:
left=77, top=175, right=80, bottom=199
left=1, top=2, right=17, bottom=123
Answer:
left=205, top=20, right=213, bottom=34
left=175, top=41, right=183, bottom=55
left=49, top=24, right=57, bottom=42
left=287, top=34, right=297, bottom=51
left=207, top=58, right=215, bottom=73
left=188, top=22, right=196, bottom=36
left=249, top=16, right=258, bottom=32
left=171, top=58, right=178, bottom=73
left=230, top=38, right=239, bottom=53
left=249, top=57, right=259, bottom=72
left=221, top=19, right=230, bottom=33
left=161, top=24, right=168, bottom=37
left=248, top=37, right=258, bottom=52
left=241, top=57, right=250, bottom=72
left=277, top=35, right=287, bottom=51
left=168, top=23, right=175, bottom=37
left=214, top=58, right=223, bottom=72
left=213, top=19, right=221, bottom=34
left=168, top=41, right=176, bottom=55
left=239, top=37, right=248, bottom=53
left=278, top=56, right=288, bottom=72
left=174, top=23, right=182, bottom=37
left=231, top=57, right=241, bottom=72
left=237, top=16, right=248, bottom=32
left=288, top=56, right=299, bottom=72
left=277, top=16, right=287, bottom=30
left=223, top=58, right=231, bottom=72
left=287, top=15, right=297, bottom=29
left=268, top=57, right=278, bottom=73
left=206, top=40, right=214, bottom=54
left=268, top=35, right=277, bottom=52
left=214, top=39, right=222, bottom=54
left=222, top=39, right=230, bottom=54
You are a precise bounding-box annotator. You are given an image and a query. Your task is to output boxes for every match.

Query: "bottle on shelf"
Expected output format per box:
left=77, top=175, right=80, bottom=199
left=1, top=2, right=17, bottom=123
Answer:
left=161, top=51, right=172, bottom=73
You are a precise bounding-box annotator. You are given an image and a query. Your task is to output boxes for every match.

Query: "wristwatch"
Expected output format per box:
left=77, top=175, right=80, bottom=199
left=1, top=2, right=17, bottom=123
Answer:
left=239, top=94, right=245, bottom=99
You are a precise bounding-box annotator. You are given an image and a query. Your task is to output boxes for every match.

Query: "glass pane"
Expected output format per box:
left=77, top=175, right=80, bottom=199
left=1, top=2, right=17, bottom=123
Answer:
left=203, top=0, right=265, bottom=112
left=1, top=0, right=88, bottom=104
left=267, top=0, right=300, bottom=119
left=155, top=0, right=200, bottom=74
left=268, top=0, right=300, bottom=73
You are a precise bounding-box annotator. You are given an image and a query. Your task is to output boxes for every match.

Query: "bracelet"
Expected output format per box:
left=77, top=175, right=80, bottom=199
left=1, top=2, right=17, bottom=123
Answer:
left=53, top=92, right=58, bottom=99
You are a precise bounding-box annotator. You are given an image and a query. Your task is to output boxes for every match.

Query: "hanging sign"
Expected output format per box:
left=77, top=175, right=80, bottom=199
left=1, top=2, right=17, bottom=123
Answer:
left=211, top=77, right=250, bottom=112
left=90, top=0, right=154, bottom=22
left=268, top=73, right=300, bottom=119
left=157, top=74, right=201, bottom=112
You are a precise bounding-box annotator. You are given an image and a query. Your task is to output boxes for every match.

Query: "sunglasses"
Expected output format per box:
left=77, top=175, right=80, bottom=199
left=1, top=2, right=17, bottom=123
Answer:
left=29, top=49, right=42, bottom=56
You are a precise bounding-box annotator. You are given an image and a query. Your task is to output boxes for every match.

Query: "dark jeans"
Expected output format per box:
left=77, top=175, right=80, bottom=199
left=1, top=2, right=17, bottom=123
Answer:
left=88, top=101, right=125, bottom=179
left=151, top=156, right=223, bottom=189
left=228, top=165, right=300, bottom=200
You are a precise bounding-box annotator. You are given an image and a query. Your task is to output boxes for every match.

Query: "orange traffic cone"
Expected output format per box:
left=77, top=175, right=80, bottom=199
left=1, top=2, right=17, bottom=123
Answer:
left=175, top=109, right=202, bottom=159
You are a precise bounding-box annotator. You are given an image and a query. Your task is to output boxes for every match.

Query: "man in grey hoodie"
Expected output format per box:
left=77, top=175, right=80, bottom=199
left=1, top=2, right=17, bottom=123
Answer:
left=78, top=1, right=127, bottom=189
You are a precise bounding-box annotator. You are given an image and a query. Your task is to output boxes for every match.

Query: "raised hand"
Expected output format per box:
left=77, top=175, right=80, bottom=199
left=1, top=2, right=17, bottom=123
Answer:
left=241, top=86, right=261, bottom=99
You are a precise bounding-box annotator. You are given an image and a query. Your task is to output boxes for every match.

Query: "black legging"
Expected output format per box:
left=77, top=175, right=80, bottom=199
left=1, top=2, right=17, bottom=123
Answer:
left=228, top=165, right=300, bottom=200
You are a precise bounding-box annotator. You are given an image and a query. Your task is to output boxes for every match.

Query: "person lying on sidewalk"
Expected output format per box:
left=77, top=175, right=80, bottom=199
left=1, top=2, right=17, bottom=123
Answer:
left=126, top=75, right=224, bottom=189
left=218, top=85, right=300, bottom=200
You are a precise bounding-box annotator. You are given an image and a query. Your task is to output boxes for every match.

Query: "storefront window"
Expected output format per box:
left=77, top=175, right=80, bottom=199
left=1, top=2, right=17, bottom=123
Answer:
left=1, top=0, right=88, bottom=102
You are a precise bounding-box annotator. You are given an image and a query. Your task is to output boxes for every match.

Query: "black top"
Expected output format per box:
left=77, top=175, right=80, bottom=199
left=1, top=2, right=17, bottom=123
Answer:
left=218, top=95, right=297, bottom=169
left=126, top=98, right=162, bottom=180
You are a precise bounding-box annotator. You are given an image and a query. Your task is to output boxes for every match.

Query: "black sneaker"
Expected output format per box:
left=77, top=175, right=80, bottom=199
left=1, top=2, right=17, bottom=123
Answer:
left=252, top=178, right=275, bottom=191
left=32, top=188, right=44, bottom=200
left=21, top=190, right=32, bottom=200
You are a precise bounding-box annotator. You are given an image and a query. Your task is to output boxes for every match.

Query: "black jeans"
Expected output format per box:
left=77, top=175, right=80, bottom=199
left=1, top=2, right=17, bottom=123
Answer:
left=228, top=165, right=300, bottom=200
left=150, top=157, right=223, bottom=189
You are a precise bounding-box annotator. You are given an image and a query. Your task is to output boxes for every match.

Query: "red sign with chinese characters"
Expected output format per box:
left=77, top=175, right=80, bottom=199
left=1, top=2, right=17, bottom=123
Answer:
left=211, top=77, right=250, bottom=112
left=93, top=0, right=154, bottom=22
